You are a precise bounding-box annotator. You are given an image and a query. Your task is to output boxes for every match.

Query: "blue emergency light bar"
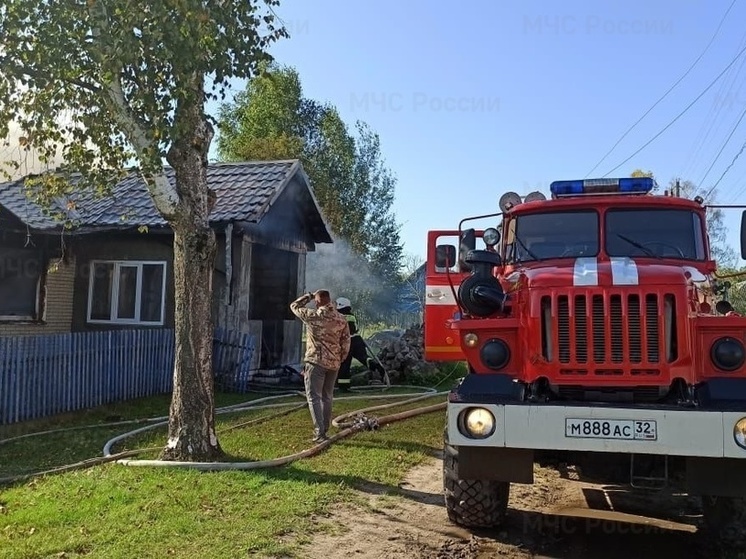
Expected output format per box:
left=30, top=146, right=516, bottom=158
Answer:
left=549, top=177, right=656, bottom=197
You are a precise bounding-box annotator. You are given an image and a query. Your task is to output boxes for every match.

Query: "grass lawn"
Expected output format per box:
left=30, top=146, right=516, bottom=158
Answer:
left=0, top=387, right=449, bottom=558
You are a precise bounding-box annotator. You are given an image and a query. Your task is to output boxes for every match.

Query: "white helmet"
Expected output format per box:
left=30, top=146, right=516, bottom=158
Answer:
left=336, top=297, right=351, bottom=309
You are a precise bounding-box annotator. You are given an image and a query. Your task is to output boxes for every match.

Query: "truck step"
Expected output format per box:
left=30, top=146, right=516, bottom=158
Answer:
left=629, top=454, right=669, bottom=490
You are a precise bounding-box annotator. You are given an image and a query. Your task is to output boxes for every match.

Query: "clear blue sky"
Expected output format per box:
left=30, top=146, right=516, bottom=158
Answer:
left=209, top=0, right=746, bottom=264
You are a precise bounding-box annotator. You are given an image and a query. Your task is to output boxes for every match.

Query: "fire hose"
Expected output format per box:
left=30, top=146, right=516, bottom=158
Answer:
left=0, top=384, right=452, bottom=482
left=106, top=387, right=448, bottom=470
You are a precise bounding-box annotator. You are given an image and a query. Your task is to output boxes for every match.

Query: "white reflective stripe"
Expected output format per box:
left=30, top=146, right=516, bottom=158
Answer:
left=573, top=257, right=598, bottom=286
left=610, top=257, right=638, bottom=285
left=425, top=285, right=457, bottom=306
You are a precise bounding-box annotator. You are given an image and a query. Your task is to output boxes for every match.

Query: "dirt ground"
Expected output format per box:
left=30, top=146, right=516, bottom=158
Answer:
left=301, top=453, right=721, bottom=559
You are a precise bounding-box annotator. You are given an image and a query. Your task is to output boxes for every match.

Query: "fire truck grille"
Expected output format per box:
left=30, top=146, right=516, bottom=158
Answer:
left=544, top=293, right=668, bottom=367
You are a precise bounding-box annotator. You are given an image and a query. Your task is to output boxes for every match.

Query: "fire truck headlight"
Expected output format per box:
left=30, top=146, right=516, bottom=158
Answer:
left=734, top=418, right=746, bottom=449
left=483, top=227, right=500, bottom=246
left=464, top=333, right=479, bottom=347
left=460, top=407, right=496, bottom=439
left=480, top=339, right=510, bottom=370
left=711, top=337, right=746, bottom=371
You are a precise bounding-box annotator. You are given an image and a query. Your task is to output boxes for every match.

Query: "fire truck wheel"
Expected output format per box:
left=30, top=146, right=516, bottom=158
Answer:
left=443, top=434, right=510, bottom=528
left=701, top=495, right=746, bottom=546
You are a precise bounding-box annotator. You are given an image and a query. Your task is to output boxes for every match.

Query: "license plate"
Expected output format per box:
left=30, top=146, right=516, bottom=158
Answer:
left=565, top=418, right=657, bottom=441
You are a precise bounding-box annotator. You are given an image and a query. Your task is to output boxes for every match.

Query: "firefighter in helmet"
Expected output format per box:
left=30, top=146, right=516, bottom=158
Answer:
left=335, top=297, right=386, bottom=391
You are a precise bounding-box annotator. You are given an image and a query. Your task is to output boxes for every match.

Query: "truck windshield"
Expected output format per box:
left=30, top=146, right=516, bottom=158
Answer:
left=511, top=210, right=599, bottom=261
left=605, top=209, right=706, bottom=260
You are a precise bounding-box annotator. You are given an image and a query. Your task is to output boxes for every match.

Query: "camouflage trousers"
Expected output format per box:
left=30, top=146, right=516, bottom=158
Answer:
left=303, top=362, right=339, bottom=438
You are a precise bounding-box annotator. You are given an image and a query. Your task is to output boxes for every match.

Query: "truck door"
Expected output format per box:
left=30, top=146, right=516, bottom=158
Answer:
left=424, top=230, right=478, bottom=362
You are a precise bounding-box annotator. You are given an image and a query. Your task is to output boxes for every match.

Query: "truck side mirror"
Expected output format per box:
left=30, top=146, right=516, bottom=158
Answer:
left=436, top=244, right=456, bottom=269
left=459, top=228, right=476, bottom=272
left=741, top=211, right=746, bottom=260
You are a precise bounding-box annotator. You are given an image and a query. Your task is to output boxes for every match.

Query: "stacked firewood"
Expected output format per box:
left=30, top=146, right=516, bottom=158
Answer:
left=375, top=324, right=438, bottom=380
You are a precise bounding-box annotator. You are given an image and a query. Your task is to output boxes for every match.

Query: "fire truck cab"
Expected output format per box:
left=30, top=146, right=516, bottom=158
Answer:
left=425, top=177, right=746, bottom=539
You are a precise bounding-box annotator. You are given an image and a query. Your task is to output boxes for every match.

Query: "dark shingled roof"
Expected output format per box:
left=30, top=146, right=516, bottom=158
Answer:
left=0, top=160, right=332, bottom=242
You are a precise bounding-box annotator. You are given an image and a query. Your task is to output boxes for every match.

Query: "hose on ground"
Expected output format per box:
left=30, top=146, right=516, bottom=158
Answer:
left=0, top=399, right=309, bottom=485
left=0, top=386, right=433, bottom=447
left=102, top=386, right=440, bottom=457
left=1, top=384, right=451, bottom=481
left=112, top=401, right=447, bottom=470
left=0, top=448, right=161, bottom=485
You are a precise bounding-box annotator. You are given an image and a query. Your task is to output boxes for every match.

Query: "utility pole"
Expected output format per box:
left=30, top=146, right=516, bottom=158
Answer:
left=675, top=178, right=680, bottom=197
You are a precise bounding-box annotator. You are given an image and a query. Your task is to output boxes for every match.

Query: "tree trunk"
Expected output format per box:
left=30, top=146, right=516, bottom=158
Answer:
left=161, top=220, right=222, bottom=461
left=160, top=76, right=222, bottom=461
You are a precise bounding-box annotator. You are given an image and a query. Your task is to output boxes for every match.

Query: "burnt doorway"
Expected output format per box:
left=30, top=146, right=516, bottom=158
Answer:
left=249, top=244, right=299, bottom=368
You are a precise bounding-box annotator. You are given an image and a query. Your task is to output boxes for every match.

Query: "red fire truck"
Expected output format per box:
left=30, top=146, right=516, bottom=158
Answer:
left=424, top=177, right=746, bottom=538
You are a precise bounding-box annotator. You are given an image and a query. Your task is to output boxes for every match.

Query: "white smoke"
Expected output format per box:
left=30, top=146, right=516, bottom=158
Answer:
left=1, top=119, right=65, bottom=180
left=305, top=236, right=388, bottom=321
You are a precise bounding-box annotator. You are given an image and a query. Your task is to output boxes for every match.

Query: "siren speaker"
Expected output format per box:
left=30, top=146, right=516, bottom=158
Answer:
left=499, top=191, right=522, bottom=213
left=524, top=191, right=547, bottom=203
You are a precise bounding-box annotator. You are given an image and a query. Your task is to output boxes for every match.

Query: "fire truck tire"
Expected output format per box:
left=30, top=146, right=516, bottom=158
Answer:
left=443, top=434, right=510, bottom=528
left=701, top=495, right=746, bottom=545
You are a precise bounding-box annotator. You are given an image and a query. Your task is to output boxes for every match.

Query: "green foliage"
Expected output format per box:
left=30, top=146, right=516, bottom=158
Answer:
left=0, top=0, right=286, bottom=201
left=630, top=168, right=655, bottom=179
left=217, top=64, right=404, bottom=320
left=402, top=361, right=467, bottom=389
left=715, top=266, right=746, bottom=314
left=354, top=122, right=404, bottom=314
left=0, top=0, right=289, bottom=461
left=673, top=179, right=736, bottom=267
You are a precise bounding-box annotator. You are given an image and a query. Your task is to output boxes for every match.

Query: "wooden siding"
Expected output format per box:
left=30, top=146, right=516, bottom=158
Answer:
left=238, top=176, right=320, bottom=253
left=0, top=256, right=75, bottom=336
left=282, top=320, right=302, bottom=365
left=69, top=234, right=175, bottom=332
left=213, top=231, right=250, bottom=333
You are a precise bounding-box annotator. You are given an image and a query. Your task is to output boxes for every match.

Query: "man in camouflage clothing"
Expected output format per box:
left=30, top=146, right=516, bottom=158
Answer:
left=290, top=289, right=351, bottom=442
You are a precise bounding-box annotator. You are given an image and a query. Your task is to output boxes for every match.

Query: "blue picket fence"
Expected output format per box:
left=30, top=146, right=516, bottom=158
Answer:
left=0, top=329, right=175, bottom=425
left=0, top=327, right=256, bottom=425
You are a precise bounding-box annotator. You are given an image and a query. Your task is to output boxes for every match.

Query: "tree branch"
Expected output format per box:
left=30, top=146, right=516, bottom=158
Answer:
left=86, top=0, right=180, bottom=217
left=1, top=57, right=101, bottom=95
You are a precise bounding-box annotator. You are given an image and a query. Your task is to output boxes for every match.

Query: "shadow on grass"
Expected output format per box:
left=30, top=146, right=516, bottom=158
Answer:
left=253, top=462, right=444, bottom=507
left=336, top=437, right=442, bottom=458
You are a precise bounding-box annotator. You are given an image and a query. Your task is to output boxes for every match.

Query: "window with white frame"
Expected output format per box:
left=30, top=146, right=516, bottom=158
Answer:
left=87, top=261, right=167, bottom=325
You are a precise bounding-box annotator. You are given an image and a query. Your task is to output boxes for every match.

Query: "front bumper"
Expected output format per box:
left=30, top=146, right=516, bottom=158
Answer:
left=447, top=402, right=746, bottom=459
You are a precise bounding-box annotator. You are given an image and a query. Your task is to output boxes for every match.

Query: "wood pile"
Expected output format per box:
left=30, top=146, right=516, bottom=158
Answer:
left=376, top=324, right=438, bottom=380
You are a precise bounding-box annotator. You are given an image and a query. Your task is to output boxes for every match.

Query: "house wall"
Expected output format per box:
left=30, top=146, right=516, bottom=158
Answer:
left=282, top=320, right=302, bottom=365
left=211, top=177, right=318, bottom=372
left=70, top=233, right=175, bottom=332
left=214, top=235, right=305, bottom=371
left=214, top=231, right=251, bottom=333
left=50, top=172, right=323, bottom=371
left=0, top=256, right=76, bottom=336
